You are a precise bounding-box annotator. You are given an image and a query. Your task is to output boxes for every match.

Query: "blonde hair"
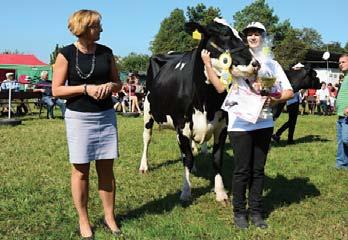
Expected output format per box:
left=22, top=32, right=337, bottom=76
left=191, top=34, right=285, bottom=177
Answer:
left=68, top=9, right=101, bottom=37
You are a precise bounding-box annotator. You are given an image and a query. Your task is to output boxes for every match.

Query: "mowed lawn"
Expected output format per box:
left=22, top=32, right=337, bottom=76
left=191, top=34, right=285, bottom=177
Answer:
left=0, top=112, right=347, bottom=240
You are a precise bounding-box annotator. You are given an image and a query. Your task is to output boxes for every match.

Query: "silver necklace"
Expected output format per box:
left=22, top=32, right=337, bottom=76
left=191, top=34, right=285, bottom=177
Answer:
left=75, top=45, right=96, bottom=79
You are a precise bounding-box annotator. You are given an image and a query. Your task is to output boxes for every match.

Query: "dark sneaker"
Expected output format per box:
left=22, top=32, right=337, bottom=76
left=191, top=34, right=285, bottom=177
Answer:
left=287, top=140, right=295, bottom=145
left=234, top=214, right=249, bottom=229
left=251, top=214, right=268, bottom=229
left=271, top=134, right=280, bottom=143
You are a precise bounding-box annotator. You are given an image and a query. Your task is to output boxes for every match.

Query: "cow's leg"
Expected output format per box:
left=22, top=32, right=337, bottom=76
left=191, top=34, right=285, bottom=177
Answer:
left=177, top=123, right=194, bottom=201
left=139, top=97, right=154, bottom=173
left=213, top=126, right=228, bottom=203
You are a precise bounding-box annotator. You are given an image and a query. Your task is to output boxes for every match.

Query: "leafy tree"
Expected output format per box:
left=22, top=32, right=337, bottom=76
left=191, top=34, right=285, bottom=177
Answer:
left=118, top=52, right=149, bottom=73
left=1, top=49, right=23, bottom=54
left=326, top=41, right=344, bottom=54
left=299, top=28, right=324, bottom=50
left=150, top=8, right=194, bottom=54
left=50, top=44, right=61, bottom=65
left=273, top=29, right=308, bottom=69
left=150, top=4, right=221, bottom=55
left=186, top=3, right=221, bottom=25
left=344, top=42, right=348, bottom=53
left=232, top=0, right=279, bottom=36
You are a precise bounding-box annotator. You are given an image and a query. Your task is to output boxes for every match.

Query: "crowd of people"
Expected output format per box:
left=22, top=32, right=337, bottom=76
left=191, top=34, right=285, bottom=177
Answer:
left=1, top=8, right=347, bottom=238
left=112, top=72, right=144, bottom=114
left=297, top=81, right=341, bottom=116
left=0, top=70, right=66, bottom=118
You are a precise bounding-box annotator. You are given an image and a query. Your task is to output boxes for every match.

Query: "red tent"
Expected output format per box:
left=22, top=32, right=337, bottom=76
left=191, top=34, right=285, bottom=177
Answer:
left=0, top=54, right=51, bottom=83
left=0, top=54, right=47, bottom=66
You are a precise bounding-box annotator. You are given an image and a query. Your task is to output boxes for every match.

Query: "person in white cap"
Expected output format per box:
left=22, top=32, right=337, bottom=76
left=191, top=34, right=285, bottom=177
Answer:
left=1, top=72, right=19, bottom=91
left=0, top=72, right=20, bottom=115
left=201, top=21, right=293, bottom=229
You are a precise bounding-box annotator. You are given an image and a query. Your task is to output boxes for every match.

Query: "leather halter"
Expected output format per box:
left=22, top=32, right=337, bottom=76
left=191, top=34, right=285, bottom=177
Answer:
left=209, top=41, right=248, bottom=54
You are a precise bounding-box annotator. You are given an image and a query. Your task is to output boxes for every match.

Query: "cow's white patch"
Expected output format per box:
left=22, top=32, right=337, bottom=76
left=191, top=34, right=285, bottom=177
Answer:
left=192, top=109, right=225, bottom=144
left=214, top=174, right=228, bottom=202
left=175, top=61, right=186, bottom=71
left=213, top=17, right=242, bottom=40
left=180, top=166, right=191, bottom=201
left=175, top=62, right=181, bottom=69
left=182, top=122, right=191, bottom=139
left=191, top=109, right=208, bottom=144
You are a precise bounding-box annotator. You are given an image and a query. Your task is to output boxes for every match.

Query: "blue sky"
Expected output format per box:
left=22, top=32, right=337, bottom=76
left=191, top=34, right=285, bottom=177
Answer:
left=1, top=0, right=346, bottom=63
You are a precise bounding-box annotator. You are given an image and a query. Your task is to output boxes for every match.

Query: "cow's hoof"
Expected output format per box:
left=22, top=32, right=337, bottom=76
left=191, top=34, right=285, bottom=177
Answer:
left=180, top=191, right=191, bottom=202
left=217, top=198, right=229, bottom=207
left=139, top=168, right=148, bottom=174
left=191, top=165, right=197, bottom=174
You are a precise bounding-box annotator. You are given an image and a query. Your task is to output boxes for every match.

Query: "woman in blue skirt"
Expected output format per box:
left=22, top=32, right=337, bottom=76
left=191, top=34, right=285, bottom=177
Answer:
left=52, top=9, right=122, bottom=239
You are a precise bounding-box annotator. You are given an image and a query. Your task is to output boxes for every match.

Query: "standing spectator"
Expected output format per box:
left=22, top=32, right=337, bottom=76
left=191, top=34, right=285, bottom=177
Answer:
left=335, top=53, right=348, bottom=169
left=307, top=88, right=317, bottom=114
left=299, top=89, right=307, bottom=115
left=316, top=82, right=330, bottom=115
left=52, top=9, right=123, bottom=238
left=34, top=71, right=66, bottom=119
left=328, top=83, right=337, bottom=114
left=201, top=21, right=293, bottom=229
left=272, top=92, right=300, bottom=144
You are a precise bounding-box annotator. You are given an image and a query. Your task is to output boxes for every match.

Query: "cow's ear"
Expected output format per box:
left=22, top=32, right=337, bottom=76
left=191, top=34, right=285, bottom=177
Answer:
left=185, top=22, right=206, bottom=36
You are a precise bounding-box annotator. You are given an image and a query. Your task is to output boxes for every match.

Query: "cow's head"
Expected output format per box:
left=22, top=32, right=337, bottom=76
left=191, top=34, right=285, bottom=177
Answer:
left=287, top=64, right=321, bottom=92
left=186, top=20, right=252, bottom=66
left=185, top=20, right=257, bottom=84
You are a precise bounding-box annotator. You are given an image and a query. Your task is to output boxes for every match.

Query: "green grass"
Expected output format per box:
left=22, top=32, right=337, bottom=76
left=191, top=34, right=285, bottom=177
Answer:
left=0, top=112, right=347, bottom=239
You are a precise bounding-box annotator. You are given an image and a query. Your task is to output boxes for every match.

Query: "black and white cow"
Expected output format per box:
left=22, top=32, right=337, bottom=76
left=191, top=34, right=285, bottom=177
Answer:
left=273, top=65, right=321, bottom=119
left=139, top=20, right=257, bottom=202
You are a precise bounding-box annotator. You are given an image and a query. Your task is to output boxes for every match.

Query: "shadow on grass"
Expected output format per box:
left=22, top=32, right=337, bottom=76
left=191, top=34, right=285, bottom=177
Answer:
left=117, top=186, right=211, bottom=224
left=137, top=142, right=320, bottom=222
left=271, top=134, right=330, bottom=147
left=149, top=159, right=181, bottom=171
left=263, top=175, right=320, bottom=216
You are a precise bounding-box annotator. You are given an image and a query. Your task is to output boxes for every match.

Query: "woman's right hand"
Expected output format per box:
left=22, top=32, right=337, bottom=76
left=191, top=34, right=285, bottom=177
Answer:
left=201, top=49, right=212, bottom=67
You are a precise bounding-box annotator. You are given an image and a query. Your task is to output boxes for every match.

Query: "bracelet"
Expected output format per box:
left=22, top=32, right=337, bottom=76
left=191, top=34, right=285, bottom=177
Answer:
left=83, top=84, right=87, bottom=95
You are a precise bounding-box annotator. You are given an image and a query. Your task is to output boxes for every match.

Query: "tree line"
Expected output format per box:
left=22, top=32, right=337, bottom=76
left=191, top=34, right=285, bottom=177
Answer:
left=48, top=0, right=348, bottom=73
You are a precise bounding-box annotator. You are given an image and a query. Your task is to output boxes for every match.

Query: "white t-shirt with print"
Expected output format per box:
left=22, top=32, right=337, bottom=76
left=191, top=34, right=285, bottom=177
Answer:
left=222, top=59, right=292, bottom=132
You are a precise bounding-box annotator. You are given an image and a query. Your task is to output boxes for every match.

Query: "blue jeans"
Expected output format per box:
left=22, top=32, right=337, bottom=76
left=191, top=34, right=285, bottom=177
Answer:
left=42, top=96, right=66, bottom=118
left=336, top=117, right=348, bottom=168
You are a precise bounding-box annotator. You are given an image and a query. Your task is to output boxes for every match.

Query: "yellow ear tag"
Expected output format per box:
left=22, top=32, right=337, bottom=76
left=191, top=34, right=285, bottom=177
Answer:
left=192, top=29, right=201, bottom=40
left=218, top=52, right=233, bottom=90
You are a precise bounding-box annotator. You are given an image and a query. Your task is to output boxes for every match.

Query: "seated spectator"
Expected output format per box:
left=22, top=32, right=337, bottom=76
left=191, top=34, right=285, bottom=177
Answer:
left=112, top=89, right=127, bottom=113
left=126, top=74, right=141, bottom=113
left=1, top=72, right=19, bottom=115
left=316, top=82, right=330, bottom=115
left=34, top=71, right=66, bottom=119
left=307, top=88, right=317, bottom=114
left=1, top=72, right=19, bottom=91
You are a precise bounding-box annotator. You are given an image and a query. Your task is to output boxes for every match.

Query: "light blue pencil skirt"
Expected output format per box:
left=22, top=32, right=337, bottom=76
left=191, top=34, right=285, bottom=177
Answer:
left=64, top=108, right=118, bottom=164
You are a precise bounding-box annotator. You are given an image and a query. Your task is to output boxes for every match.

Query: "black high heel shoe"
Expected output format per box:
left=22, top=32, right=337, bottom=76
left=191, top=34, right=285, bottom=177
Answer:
left=103, top=219, right=122, bottom=236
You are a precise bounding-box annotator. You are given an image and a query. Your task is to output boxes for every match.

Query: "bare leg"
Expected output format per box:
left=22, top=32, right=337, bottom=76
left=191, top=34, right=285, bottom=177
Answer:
left=96, top=159, right=120, bottom=232
left=71, top=163, right=92, bottom=238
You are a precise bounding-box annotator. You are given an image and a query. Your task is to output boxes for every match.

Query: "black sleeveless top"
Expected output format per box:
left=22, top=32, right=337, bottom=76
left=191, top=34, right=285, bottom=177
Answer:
left=60, top=43, right=114, bottom=112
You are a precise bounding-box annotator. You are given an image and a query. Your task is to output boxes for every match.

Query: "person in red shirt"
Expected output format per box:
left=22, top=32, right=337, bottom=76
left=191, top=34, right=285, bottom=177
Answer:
left=307, top=88, right=317, bottom=114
